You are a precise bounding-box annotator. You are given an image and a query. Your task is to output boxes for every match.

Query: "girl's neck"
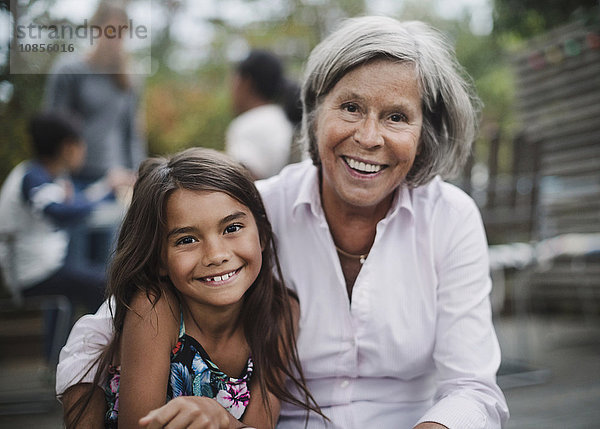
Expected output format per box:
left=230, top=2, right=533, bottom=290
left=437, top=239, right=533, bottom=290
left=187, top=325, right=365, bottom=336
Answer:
left=182, top=299, right=243, bottom=343
left=180, top=297, right=250, bottom=379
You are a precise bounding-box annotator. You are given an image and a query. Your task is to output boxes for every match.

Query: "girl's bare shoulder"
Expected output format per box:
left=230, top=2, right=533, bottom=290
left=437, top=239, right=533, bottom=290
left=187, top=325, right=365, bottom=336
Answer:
left=126, top=286, right=180, bottom=336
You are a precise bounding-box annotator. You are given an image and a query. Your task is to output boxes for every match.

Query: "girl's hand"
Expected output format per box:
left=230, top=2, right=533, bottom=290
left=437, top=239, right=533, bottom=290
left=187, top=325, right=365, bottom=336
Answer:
left=139, top=396, right=239, bottom=429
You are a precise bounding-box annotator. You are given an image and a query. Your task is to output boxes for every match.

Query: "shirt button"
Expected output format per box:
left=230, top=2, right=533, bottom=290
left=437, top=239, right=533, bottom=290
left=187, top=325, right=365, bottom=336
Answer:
left=340, top=379, right=350, bottom=389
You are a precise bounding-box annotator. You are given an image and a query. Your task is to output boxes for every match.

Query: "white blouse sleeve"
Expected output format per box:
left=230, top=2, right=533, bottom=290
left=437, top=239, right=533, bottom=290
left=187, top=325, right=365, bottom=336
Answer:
left=416, top=198, right=509, bottom=429
left=56, top=299, right=114, bottom=397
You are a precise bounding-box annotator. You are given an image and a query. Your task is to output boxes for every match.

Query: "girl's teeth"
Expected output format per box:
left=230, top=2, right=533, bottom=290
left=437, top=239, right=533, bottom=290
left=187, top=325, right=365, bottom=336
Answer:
left=205, top=270, right=236, bottom=282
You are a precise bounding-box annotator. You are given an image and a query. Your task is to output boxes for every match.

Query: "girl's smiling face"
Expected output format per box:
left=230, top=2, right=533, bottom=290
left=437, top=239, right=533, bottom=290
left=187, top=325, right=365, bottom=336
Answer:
left=163, top=189, right=263, bottom=310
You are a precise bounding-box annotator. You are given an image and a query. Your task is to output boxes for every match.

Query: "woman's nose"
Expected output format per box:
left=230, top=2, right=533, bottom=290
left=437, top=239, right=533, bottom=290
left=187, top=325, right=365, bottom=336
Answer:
left=354, top=116, right=384, bottom=148
left=201, top=238, right=231, bottom=266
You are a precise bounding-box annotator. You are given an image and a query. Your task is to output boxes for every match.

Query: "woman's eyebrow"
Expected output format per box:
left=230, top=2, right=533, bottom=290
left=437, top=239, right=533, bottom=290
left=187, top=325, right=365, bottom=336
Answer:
left=333, top=90, right=416, bottom=112
left=333, top=90, right=363, bottom=102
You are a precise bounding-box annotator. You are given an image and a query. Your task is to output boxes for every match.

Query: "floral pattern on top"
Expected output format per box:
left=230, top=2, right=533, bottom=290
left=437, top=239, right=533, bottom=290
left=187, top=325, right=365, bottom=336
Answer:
left=103, top=313, right=253, bottom=427
left=168, top=334, right=253, bottom=419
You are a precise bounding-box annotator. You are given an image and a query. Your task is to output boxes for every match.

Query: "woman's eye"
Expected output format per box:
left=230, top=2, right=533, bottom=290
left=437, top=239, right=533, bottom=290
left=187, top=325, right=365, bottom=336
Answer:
left=390, top=113, right=407, bottom=123
left=343, top=103, right=359, bottom=113
left=176, top=236, right=197, bottom=246
left=224, top=224, right=243, bottom=234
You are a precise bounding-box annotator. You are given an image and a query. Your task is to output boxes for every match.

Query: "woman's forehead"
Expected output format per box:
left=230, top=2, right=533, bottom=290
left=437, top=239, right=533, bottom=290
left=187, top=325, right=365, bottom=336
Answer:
left=324, top=59, right=417, bottom=94
left=324, top=60, right=421, bottom=104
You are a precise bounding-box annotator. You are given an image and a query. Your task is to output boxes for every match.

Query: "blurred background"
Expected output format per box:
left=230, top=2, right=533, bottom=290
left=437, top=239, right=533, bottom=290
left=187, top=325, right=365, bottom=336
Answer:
left=1, top=0, right=599, bottom=427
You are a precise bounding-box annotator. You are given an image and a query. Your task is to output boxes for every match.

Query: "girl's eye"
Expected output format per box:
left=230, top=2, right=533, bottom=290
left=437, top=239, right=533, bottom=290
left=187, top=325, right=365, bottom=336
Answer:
left=390, top=113, right=407, bottom=123
left=224, top=224, right=243, bottom=234
left=176, top=236, right=197, bottom=246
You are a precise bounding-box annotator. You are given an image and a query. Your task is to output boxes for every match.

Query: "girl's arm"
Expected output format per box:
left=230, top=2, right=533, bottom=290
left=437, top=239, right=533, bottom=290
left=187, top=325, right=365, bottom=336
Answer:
left=139, top=296, right=301, bottom=429
left=62, top=383, right=106, bottom=429
left=139, top=396, right=240, bottom=429
left=118, top=289, right=180, bottom=428
left=138, top=367, right=279, bottom=429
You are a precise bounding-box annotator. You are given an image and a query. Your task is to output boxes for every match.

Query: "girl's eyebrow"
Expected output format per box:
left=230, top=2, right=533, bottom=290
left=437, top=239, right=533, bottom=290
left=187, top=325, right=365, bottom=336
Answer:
left=220, top=211, right=247, bottom=225
left=167, top=226, right=194, bottom=239
left=167, top=211, right=248, bottom=238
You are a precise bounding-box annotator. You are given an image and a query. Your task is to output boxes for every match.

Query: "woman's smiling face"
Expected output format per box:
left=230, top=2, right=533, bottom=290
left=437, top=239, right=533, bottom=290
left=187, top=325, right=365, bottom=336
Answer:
left=315, top=59, right=422, bottom=213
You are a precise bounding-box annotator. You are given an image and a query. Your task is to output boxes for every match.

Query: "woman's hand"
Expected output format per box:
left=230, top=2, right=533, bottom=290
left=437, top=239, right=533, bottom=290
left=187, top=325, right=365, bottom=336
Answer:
left=139, top=396, right=248, bottom=429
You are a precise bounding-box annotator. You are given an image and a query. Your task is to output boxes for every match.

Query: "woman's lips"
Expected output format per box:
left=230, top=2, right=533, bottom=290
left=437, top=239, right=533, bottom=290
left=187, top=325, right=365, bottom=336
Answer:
left=342, top=156, right=386, bottom=177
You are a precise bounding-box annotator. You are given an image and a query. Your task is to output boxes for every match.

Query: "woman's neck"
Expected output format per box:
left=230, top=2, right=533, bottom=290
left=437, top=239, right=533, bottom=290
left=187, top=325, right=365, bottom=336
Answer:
left=321, top=188, right=394, bottom=256
left=320, top=183, right=396, bottom=299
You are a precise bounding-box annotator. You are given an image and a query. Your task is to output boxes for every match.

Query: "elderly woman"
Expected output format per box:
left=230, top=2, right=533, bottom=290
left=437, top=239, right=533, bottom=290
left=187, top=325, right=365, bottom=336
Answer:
left=57, top=16, right=508, bottom=429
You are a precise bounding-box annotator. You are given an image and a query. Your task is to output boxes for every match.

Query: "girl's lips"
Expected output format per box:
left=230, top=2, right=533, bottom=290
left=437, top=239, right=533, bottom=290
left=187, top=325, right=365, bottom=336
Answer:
left=198, top=267, right=242, bottom=286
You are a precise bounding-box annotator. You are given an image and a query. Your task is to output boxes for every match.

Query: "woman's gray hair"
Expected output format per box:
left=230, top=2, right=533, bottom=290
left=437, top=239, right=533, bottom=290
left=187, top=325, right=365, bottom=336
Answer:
left=301, top=16, right=481, bottom=187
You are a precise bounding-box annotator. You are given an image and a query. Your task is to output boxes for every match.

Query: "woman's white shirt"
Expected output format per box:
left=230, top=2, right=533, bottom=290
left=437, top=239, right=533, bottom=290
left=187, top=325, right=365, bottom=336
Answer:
left=56, top=160, right=508, bottom=429
left=258, top=161, right=508, bottom=429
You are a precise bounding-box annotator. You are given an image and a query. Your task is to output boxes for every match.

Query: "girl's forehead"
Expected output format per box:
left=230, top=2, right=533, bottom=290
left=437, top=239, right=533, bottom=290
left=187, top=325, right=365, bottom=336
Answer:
left=166, top=189, right=254, bottom=225
left=169, top=188, right=246, bottom=207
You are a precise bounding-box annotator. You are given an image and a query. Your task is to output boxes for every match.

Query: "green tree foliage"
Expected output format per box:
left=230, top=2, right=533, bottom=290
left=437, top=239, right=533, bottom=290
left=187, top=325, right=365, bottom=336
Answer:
left=4, top=0, right=593, bottom=184
left=493, top=0, right=599, bottom=39
left=143, top=0, right=369, bottom=156
left=0, top=0, right=49, bottom=182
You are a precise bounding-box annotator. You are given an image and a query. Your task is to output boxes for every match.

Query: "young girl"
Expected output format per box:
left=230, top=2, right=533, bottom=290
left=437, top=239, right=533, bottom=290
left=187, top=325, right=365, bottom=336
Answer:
left=65, top=148, right=323, bottom=428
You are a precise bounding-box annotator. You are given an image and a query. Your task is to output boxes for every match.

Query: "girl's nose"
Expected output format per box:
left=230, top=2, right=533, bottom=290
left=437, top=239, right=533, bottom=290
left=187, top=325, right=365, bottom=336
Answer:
left=201, top=238, right=231, bottom=266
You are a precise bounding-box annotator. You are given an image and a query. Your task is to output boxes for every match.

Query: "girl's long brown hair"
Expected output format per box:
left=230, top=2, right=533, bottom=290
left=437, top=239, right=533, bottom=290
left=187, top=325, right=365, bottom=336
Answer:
left=66, top=148, right=324, bottom=427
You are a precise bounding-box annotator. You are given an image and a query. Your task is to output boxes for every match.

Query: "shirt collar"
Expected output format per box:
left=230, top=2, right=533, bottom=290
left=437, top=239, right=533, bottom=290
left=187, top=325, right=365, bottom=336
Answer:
left=292, top=161, right=325, bottom=222
left=292, top=161, right=415, bottom=223
left=385, top=184, right=414, bottom=222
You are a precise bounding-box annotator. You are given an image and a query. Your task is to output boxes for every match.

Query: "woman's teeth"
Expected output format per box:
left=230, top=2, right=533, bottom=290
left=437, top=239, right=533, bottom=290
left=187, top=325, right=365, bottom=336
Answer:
left=344, top=157, right=383, bottom=173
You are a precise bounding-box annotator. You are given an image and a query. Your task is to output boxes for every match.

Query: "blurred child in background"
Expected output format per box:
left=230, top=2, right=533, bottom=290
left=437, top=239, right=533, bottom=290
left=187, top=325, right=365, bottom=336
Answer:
left=0, top=112, right=130, bottom=362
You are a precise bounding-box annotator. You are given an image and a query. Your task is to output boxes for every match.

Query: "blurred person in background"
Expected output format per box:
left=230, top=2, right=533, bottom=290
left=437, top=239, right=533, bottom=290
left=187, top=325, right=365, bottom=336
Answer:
left=0, top=112, right=129, bottom=363
left=43, top=1, right=142, bottom=265
left=226, top=49, right=300, bottom=180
